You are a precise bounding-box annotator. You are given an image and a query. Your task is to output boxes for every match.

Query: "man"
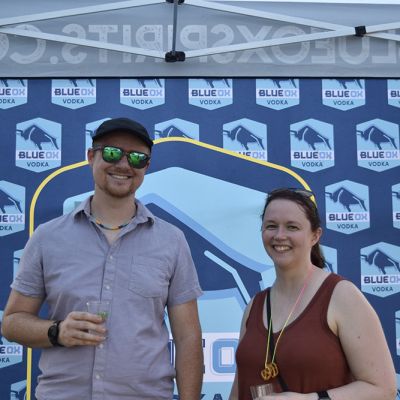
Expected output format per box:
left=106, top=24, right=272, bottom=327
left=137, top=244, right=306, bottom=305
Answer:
left=1, top=117, right=203, bottom=400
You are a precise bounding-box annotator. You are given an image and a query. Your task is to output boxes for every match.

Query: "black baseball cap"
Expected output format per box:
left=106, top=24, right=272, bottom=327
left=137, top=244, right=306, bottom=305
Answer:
left=92, top=117, right=153, bottom=149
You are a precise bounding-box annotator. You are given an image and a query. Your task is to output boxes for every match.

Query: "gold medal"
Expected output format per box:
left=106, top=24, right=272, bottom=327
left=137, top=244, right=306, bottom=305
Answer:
left=260, top=362, right=279, bottom=381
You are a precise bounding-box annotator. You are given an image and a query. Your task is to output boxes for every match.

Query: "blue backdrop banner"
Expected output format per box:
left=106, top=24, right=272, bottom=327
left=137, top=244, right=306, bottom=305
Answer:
left=0, top=77, right=399, bottom=400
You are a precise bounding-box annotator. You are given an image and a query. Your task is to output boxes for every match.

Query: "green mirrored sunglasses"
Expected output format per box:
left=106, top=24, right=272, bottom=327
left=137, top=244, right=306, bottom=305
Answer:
left=92, top=145, right=150, bottom=169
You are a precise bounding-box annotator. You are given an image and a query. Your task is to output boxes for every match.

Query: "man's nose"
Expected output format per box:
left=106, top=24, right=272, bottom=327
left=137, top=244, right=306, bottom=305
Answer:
left=115, top=154, right=131, bottom=167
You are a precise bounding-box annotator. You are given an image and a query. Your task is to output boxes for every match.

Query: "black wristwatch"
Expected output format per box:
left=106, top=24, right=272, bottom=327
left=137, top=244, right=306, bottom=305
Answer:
left=47, top=320, right=64, bottom=347
left=317, top=391, right=331, bottom=400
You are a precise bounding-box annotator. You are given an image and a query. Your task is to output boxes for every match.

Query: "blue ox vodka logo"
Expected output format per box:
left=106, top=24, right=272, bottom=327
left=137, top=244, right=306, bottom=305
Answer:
left=120, top=78, right=165, bottom=110
left=396, top=310, right=400, bottom=356
left=189, top=78, right=232, bottom=110
left=321, top=245, right=338, bottom=274
left=10, top=379, right=27, bottom=400
left=84, top=118, right=110, bottom=158
left=16, top=118, right=62, bottom=172
left=325, top=180, right=370, bottom=234
left=203, top=333, right=238, bottom=381
left=393, top=183, right=400, bottom=230
left=154, top=118, right=199, bottom=141
left=0, top=312, right=23, bottom=369
left=0, top=181, right=25, bottom=237
left=357, top=119, right=399, bottom=172
left=388, top=79, right=400, bottom=108
left=223, top=119, right=267, bottom=160
left=322, top=79, right=365, bottom=110
left=0, top=79, right=27, bottom=109
left=256, top=78, right=299, bottom=110
left=290, top=119, right=334, bottom=172
left=361, top=242, right=400, bottom=298
left=51, top=79, right=96, bottom=109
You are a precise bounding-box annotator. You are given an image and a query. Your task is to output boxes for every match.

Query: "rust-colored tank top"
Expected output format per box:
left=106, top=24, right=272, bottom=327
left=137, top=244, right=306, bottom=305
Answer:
left=235, top=274, right=353, bottom=399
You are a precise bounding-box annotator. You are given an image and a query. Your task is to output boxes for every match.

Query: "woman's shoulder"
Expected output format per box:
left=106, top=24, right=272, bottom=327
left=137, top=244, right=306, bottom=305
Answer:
left=318, top=271, right=355, bottom=291
left=330, top=275, right=372, bottom=313
left=326, top=274, right=377, bottom=335
left=331, top=275, right=361, bottom=295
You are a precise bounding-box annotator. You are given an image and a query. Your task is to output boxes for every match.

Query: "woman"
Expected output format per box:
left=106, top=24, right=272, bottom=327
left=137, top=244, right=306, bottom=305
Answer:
left=229, top=188, right=396, bottom=400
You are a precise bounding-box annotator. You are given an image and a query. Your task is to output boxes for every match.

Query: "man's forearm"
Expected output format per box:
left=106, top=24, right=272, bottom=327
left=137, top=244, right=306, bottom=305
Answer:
left=175, top=334, right=204, bottom=400
left=1, top=312, right=53, bottom=348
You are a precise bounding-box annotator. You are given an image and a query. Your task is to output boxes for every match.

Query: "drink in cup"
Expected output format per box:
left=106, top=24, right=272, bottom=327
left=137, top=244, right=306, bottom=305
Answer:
left=86, top=300, right=110, bottom=336
left=250, top=383, right=275, bottom=399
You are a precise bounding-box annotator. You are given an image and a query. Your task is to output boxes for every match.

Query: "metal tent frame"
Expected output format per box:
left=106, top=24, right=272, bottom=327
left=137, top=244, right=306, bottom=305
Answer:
left=0, top=0, right=399, bottom=62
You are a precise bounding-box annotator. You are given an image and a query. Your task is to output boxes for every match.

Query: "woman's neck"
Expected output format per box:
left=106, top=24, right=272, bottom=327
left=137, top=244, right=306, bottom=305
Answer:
left=273, top=264, right=315, bottom=294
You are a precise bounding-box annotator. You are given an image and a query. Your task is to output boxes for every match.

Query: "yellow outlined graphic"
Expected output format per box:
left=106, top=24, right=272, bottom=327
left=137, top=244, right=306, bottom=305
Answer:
left=26, top=138, right=312, bottom=399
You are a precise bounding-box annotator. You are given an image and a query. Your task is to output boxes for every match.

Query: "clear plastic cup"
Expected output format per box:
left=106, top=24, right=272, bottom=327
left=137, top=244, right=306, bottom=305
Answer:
left=250, top=383, right=275, bottom=399
left=86, top=300, right=110, bottom=335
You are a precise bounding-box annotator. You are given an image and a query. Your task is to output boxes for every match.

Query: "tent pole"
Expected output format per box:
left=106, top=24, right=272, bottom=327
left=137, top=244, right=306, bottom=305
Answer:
left=165, top=0, right=185, bottom=62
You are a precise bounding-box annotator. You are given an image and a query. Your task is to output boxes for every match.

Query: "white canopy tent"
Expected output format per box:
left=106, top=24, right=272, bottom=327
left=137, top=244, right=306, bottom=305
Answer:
left=0, top=0, right=399, bottom=77
left=1, top=3, right=400, bottom=400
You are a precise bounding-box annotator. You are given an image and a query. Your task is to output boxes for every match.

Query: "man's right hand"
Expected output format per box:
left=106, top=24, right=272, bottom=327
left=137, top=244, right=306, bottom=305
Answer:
left=58, top=311, right=106, bottom=347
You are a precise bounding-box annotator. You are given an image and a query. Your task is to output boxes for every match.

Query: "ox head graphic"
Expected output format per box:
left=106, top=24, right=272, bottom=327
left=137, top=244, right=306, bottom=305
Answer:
left=271, top=78, right=297, bottom=88
left=361, top=249, right=400, bottom=274
left=0, top=79, right=25, bottom=87
left=155, top=125, right=193, bottom=139
left=290, top=126, right=331, bottom=150
left=357, top=126, right=397, bottom=150
left=0, top=189, right=22, bottom=214
left=203, top=78, right=230, bottom=88
left=392, top=190, right=400, bottom=200
left=325, top=187, right=366, bottom=212
left=69, top=79, right=94, bottom=87
left=223, top=126, right=264, bottom=151
left=334, top=78, right=363, bottom=89
left=16, top=125, right=59, bottom=150
left=136, top=78, right=163, bottom=88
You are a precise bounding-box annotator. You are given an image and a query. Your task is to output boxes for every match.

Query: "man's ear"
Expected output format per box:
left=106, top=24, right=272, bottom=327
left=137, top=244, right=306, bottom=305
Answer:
left=87, top=148, right=94, bottom=166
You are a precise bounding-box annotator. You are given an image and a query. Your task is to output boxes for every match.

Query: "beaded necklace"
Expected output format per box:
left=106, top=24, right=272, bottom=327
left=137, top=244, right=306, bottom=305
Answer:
left=89, top=214, right=133, bottom=231
left=261, top=268, right=314, bottom=382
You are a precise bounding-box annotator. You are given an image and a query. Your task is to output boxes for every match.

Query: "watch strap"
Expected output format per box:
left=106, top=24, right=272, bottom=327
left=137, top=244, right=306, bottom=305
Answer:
left=317, top=391, right=330, bottom=399
left=48, top=320, right=64, bottom=347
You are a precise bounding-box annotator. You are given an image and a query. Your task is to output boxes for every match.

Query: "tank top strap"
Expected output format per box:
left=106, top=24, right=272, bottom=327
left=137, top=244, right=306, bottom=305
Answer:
left=310, top=273, right=345, bottom=323
left=246, top=289, right=268, bottom=328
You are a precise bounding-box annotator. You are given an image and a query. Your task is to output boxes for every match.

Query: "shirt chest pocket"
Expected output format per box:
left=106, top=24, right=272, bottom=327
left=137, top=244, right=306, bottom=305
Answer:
left=129, top=258, right=169, bottom=298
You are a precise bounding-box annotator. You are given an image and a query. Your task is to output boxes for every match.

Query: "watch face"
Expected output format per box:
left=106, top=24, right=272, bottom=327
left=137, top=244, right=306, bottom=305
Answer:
left=48, top=322, right=59, bottom=345
left=49, top=324, right=57, bottom=338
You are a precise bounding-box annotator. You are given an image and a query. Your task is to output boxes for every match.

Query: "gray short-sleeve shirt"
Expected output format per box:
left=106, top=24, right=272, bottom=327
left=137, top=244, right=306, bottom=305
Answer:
left=12, top=198, right=202, bottom=400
